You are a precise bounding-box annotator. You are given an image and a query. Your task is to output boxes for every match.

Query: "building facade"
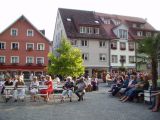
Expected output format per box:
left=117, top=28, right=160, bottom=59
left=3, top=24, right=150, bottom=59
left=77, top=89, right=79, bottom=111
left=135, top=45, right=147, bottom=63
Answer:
left=0, top=15, right=52, bottom=80
left=53, top=8, right=110, bottom=77
left=53, top=8, right=158, bottom=77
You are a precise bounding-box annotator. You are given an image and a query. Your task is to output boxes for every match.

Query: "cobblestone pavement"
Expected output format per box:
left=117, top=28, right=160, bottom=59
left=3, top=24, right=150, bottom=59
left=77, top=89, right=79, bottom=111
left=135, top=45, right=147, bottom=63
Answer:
left=0, top=83, right=159, bottom=120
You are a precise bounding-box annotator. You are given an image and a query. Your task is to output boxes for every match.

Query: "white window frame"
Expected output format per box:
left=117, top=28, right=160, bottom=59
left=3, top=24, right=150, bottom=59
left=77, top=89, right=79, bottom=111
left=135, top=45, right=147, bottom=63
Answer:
left=80, top=26, right=86, bottom=33
left=27, top=29, right=34, bottom=37
left=11, top=56, right=19, bottom=63
left=99, top=41, right=106, bottom=47
left=0, top=42, right=6, bottom=50
left=137, top=31, right=143, bottom=36
left=99, top=53, right=107, bottom=62
left=37, top=43, right=45, bottom=50
left=129, top=56, right=135, bottom=63
left=146, top=32, right=151, bottom=37
left=118, top=29, right=128, bottom=39
left=26, top=56, right=34, bottom=63
left=111, top=55, right=118, bottom=63
left=81, top=40, right=88, bottom=47
left=95, top=28, right=100, bottom=34
left=87, top=27, right=93, bottom=34
left=102, top=18, right=110, bottom=24
left=26, top=43, right=34, bottom=50
left=11, top=42, right=19, bottom=50
left=128, top=42, right=134, bottom=50
left=82, top=53, right=89, bottom=61
left=11, top=28, right=18, bottom=36
left=120, top=55, right=126, bottom=63
left=36, top=57, right=44, bottom=64
left=71, top=40, right=77, bottom=46
left=120, top=42, right=126, bottom=50
left=0, top=56, right=5, bottom=63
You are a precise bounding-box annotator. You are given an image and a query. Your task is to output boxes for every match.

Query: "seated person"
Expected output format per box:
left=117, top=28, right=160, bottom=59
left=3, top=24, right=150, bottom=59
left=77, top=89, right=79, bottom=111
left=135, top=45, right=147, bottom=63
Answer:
left=39, top=75, right=47, bottom=85
left=13, top=75, right=25, bottom=102
left=75, top=77, right=87, bottom=101
left=91, top=76, right=98, bottom=91
left=120, top=75, right=149, bottom=102
left=151, top=92, right=160, bottom=112
left=2, top=77, right=13, bottom=102
left=40, top=75, right=53, bottom=102
left=61, top=76, right=74, bottom=102
left=30, top=76, right=39, bottom=102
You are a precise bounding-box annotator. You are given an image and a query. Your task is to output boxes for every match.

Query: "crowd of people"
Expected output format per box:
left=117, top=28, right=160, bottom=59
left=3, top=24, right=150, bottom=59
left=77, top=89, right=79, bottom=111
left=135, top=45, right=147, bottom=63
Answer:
left=105, top=69, right=160, bottom=112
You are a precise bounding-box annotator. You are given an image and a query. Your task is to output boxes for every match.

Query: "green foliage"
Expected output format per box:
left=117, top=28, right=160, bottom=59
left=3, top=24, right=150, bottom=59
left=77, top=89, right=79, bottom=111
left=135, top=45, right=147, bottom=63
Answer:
left=137, top=33, right=160, bottom=89
left=48, top=37, right=84, bottom=77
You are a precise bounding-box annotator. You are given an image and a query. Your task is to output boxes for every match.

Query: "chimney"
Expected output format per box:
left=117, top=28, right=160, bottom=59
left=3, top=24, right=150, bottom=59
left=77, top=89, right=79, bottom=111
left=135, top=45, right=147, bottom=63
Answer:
left=39, top=29, right=45, bottom=35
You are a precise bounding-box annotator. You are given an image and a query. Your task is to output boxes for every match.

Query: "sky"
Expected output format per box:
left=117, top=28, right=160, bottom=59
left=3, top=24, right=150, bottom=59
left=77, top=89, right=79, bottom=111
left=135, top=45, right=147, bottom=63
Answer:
left=0, top=0, right=160, bottom=40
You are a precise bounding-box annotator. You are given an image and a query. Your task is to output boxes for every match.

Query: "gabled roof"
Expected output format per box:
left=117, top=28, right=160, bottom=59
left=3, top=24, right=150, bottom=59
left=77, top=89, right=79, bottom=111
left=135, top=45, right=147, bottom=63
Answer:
left=0, top=15, right=51, bottom=43
left=58, top=8, right=109, bottom=40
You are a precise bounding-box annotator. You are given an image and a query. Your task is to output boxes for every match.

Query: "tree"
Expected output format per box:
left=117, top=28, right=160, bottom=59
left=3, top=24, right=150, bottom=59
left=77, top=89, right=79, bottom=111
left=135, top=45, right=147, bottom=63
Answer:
left=48, top=37, right=85, bottom=78
left=138, top=33, right=160, bottom=89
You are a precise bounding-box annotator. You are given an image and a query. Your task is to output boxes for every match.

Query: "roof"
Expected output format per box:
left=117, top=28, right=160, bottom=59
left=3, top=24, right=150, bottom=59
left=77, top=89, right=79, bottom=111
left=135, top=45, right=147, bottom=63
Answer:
left=58, top=8, right=158, bottom=41
left=58, top=8, right=109, bottom=40
left=0, top=15, right=51, bottom=43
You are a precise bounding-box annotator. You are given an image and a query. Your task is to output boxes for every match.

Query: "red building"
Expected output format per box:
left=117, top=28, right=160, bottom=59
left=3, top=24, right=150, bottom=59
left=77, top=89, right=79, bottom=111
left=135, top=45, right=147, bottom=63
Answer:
left=0, top=15, right=52, bottom=80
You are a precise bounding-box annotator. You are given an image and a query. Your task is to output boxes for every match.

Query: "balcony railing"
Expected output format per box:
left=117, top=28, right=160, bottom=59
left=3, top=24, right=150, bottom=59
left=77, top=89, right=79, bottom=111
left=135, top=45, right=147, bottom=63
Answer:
left=26, top=63, right=33, bottom=66
left=0, top=62, right=5, bottom=65
left=11, top=63, right=18, bottom=65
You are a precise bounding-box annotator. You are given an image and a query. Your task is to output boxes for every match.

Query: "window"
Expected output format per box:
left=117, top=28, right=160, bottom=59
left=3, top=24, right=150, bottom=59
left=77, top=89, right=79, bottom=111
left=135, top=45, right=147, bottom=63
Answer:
left=146, top=32, right=151, bottom=37
left=111, top=41, right=117, bottom=49
left=94, top=28, right=100, bottom=34
left=129, top=56, right=135, bottom=63
left=112, top=55, right=118, bottom=63
left=137, top=31, right=143, bottom=36
left=0, top=56, right=5, bottom=63
left=71, top=40, right=77, bottom=46
left=87, top=27, right=93, bottom=34
left=27, top=29, right=34, bottom=36
left=26, top=57, right=34, bottom=63
left=120, top=55, right=126, bottom=63
left=11, top=28, right=18, bottom=36
left=140, top=24, right=144, bottom=29
left=99, top=54, right=107, bottom=61
left=81, top=40, right=88, bottom=46
left=37, top=43, right=45, bottom=50
left=26, top=43, right=34, bottom=50
left=11, top=42, right=19, bottom=50
left=80, top=26, right=86, bottom=33
left=133, top=23, right=137, bottom=28
left=36, top=57, right=44, bottom=64
left=11, top=56, right=19, bottom=63
left=118, top=29, right=128, bottom=39
left=120, top=42, right=126, bottom=50
left=99, top=41, right=106, bottom=47
left=101, top=18, right=110, bottom=24
left=82, top=53, right=89, bottom=61
left=0, top=42, right=6, bottom=50
left=128, top=42, right=134, bottom=51
left=115, top=20, right=121, bottom=25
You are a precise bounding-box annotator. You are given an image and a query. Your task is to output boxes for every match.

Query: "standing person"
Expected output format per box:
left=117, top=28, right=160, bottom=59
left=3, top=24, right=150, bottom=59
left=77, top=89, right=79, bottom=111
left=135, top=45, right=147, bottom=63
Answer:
left=61, top=76, right=74, bottom=102
left=40, top=75, right=53, bottom=102
left=30, top=76, right=39, bottom=102
left=13, top=75, right=25, bottom=102
left=75, top=77, right=87, bottom=101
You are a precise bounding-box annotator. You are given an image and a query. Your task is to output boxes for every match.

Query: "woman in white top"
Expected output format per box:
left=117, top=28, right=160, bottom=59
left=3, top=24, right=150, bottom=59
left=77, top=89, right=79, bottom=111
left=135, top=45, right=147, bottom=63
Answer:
left=30, top=76, right=39, bottom=102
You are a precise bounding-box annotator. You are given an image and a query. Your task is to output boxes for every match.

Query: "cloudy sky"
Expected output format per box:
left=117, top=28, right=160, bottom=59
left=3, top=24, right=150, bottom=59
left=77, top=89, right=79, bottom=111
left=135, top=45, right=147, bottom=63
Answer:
left=0, top=0, right=159, bottom=40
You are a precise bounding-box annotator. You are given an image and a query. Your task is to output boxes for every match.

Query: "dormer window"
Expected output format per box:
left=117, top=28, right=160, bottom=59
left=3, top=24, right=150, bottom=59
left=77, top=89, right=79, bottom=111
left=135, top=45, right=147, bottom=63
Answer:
left=87, top=27, right=93, bottom=34
left=146, top=32, right=151, bottom=37
left=101, top=18, right=110, bottom=24
left=137, top=31, right=143, bottom=36
left=80, top=26, right=86, bottom=33
left=115, top=20, right=121, bottom=25
left=133, top=23, right=137, bottom=28
left=94, top=28, right=99, bottom=34
left=118, top=29, right=128, bottom=39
